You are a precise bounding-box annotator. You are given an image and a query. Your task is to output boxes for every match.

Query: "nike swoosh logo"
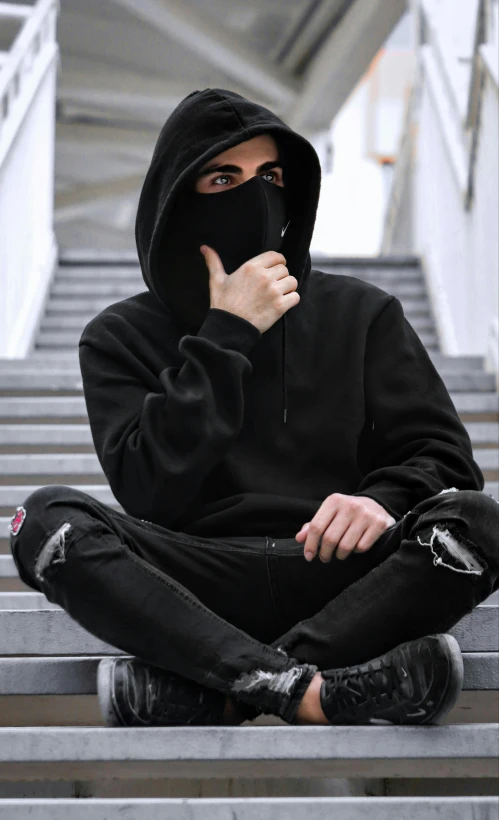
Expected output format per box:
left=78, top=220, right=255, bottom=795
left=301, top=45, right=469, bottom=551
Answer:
left=407, top=708, right=427, bottom=718
left=281, top=220, right=290, bottom=238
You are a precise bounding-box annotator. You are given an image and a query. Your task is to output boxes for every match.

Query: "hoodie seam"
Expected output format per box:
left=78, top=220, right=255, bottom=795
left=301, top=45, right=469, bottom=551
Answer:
left=212, top=90, right=251, bottom=137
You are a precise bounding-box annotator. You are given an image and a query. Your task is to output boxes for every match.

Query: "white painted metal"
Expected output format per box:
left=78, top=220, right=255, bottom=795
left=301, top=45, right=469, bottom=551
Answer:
left=0, top=4, right=32, bottom=19
left=0, top=0, right=59, bottom=358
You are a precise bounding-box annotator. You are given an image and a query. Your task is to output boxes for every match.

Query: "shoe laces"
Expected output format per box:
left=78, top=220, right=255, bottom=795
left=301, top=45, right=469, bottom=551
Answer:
left=328, top=655, right=406, bottom=715
left=144, top=666, right=213, bottom=723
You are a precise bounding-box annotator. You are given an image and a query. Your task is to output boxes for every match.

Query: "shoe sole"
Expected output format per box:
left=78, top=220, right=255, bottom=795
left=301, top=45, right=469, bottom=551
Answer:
left=421, top=633, right=464, bottom=725
left=97, top=657, right=125, bottom=727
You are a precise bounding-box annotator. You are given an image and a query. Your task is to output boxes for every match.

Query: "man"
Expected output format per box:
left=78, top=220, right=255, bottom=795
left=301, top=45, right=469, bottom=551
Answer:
left=10, top=88, right=499, bottom=729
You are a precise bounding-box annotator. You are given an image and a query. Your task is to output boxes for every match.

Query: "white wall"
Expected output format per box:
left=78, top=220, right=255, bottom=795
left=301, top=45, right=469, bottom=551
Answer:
left=415, top=69, right=498, bottom=356
left=412, top=0, right=498, bottom=370
left=310, top=14, right=413, bottom=258
left=310, top=80, right=386, bottom=257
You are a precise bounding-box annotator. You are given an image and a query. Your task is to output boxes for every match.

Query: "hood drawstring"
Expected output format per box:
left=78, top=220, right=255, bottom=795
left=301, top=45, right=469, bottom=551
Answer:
left=282, top=313, right=288, bottom=424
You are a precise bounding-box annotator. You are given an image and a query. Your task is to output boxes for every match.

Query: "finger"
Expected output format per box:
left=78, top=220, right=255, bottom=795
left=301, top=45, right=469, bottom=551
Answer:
left=352, top=526, right=383, bottom=554
left=303, top=498, right=337, bottom=561
left=335, top=521, right=372, bottom=560
left=271, top=264, right=291, bottom=282
left=201, top=245, right=226, bottom=281
left=295, top=522, right=310, bottom=542
left=252, top=250, right=286, bottom=268
left=303, top=523, right=323, bottom=560
left=318, top=512, right=353, bottom=562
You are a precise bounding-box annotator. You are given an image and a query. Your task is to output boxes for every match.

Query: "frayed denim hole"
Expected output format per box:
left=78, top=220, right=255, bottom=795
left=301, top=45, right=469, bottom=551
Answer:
left=34, top=522, right=73, bottom=586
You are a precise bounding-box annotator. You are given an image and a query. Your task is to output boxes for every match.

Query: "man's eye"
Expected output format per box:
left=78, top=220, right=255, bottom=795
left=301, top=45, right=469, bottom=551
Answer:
left=262, top=171, right=276, bottom=182
left=213, top=175, right=231, bottom=185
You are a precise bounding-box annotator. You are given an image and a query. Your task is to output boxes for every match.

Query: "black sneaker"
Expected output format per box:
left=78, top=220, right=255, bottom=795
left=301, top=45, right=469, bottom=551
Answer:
left=319, top=634, right=463, bottom=725
left=97, top=657, right=231, bottom=727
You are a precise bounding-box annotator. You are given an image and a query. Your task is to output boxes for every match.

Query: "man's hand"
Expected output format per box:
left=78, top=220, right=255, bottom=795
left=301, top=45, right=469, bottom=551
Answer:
left=295, top=494, right=397, bottom=562
left=201, top=245, right=299, bottom=334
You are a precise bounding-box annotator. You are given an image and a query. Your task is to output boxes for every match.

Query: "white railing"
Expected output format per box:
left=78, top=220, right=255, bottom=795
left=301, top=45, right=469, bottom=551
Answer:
left=383, top=0, right=499, bottom=382
left=0, top=0, right=59, bottom=357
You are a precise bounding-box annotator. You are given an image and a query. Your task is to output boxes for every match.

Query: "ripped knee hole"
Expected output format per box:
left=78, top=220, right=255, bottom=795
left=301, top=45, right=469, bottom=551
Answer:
left=417, top=524, right=486, bottom=575
left=34, top=523, right=72, bottom=584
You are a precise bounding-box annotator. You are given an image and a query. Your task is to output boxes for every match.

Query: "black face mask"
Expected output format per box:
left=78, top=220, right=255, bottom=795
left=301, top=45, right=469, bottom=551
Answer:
left=157, top=174, right=289, bottom=329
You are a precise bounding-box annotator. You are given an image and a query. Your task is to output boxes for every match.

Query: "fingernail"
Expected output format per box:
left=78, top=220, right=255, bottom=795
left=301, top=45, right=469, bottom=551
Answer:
left=200, top=245, right=206, bottom=254
left=305, top=552, right=314, bottom=561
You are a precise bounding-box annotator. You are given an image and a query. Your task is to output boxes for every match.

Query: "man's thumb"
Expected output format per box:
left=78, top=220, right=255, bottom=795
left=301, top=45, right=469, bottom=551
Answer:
left=200, top=245, right=225, bottom=283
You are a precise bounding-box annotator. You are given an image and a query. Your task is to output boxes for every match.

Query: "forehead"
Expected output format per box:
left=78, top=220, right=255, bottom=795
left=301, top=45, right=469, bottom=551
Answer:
left=200, top=134, right=279, bottom=169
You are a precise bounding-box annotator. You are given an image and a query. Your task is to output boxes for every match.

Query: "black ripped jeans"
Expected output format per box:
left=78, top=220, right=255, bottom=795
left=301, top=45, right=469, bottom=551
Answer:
left=9, top=485, right=499, bottom=724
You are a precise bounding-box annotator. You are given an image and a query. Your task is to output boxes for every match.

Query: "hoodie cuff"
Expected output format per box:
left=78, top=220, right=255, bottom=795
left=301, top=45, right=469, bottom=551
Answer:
left=197, top=308, right=262, bottom=356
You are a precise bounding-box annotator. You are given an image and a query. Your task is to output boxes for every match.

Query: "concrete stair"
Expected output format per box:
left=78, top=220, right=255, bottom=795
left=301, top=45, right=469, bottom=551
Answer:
left=0, top=797, right=497, bottom=819
left=1, top=254, right=498, bottom=810
left=1, top=253, right=498, bottom=589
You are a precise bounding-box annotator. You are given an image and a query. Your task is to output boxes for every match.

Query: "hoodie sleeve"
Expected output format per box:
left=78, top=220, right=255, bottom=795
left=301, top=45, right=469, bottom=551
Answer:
left=78, top=307, right=261, bottom=525
left=350, top=296, right=484, bottom=521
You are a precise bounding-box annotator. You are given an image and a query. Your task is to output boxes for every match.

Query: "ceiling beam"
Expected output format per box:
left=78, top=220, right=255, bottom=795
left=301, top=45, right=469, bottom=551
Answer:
left=56, top=121, right=156, bottom=149
left=288, top=0, right=407, bottom=132
left=278, top=0, right=351, bottom=73
left=54, top=174, right=144, bottom=224
left=57, top=65, right=274, bottom=127
left=107, top=0, right=300, bottom=105
left=57, top=68, right=193, bottom=126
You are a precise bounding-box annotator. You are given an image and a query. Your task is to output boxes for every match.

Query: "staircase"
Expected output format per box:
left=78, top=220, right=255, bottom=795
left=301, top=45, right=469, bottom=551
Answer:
left=1, top=255, right=496, bottom=566
left=0, top=253, right=498, bottom=812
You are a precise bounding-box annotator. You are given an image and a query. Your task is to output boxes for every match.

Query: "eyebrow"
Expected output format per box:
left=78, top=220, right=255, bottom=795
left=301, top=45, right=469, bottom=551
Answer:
left=197, top=159, right=282, bottom=178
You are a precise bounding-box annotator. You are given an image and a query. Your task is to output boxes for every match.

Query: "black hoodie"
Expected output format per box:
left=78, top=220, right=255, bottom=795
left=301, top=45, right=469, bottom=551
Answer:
left=78, top=87, right=484, bottom=538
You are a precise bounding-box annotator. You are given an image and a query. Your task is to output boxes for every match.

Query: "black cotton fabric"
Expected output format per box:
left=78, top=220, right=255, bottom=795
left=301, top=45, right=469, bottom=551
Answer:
left=78, top=87, right=484, bottom=538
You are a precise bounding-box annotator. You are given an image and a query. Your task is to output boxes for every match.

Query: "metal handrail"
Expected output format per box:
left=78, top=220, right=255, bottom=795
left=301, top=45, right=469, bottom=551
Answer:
left=0, top=0, right=59, bottom=166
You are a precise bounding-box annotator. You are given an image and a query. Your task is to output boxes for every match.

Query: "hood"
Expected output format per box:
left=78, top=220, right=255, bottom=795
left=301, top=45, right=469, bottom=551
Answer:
left=135, top=87, right=322, bottom=423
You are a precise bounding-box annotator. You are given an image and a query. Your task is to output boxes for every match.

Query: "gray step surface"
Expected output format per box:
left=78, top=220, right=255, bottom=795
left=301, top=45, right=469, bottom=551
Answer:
left=55, top=273, right=144, bottom=286
left=0, top=724, right=498, bottom=780
left=50, top=280, right=433, bottom=299
left=0, top=453, right=104, bottom=476
left=1, top=482, right=497, bottom=516
left=0, top=650, right=496, bottom=693
left=0, top=397, right=88, bottom=418
left=1, top=393, right=497, bottom=417
left=45, top=298, right=126, bottom=314
left=59, top=249, right=140, bottom=264
left=0, top=422, right=496, bottom=447
left=41, top=297, right=437, bottom=317
left=0, top=592, right=63, bottom=609
left=6, top=452, right=498, bottom=480
left=0, top=606, right=496, bottom=655
left=0, top=797, right=497, bottom=819
left=0, top=484, right=119, bottom=508
left=0, top=425, right=93, bottom=445
left=9, top=353, right=488, bottom=371
left=3, top=369, right=496, bottom=392
left=45, top=298, right=438, bottom=322
left=0, top=371, right=84, bottom=390
left=35, top=330, right=440, bottom=349
left=51, top=282, right=145, bottom=298
left=40, top=312, right=438, bottom=332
